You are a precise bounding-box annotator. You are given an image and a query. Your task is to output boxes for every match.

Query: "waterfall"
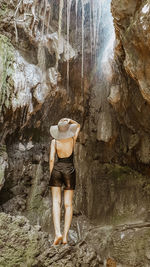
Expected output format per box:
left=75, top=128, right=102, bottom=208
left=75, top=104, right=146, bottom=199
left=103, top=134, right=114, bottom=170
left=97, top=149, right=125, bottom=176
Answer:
left=58, top=0, right=64, bottom=45
left=41, top=0, right=47, bottom=39
left=95, top=1, right=102, bottom=59
left=31, top=0, right=38, bottom=35
left=75, top=0, right=79, bottom=36
left=90, top=2, right=93, bottom=59
left=13, top=0, right=111, bottom=95
left=56, top=0, right=64, bottom=69
left=66, top=0, right=72, bottom=94
left=92, top=1, right=97, bottom=51
left=46, top=4, right=51, bottom=35
left=98, top=0, right=115, bottom=75
left=95, top=0, right=115, bottom=142
left=89, top=0, right=102, bottom=60
left=14, top=0, right=23, bottom=43
left=81, top=0, right=84, bottom=80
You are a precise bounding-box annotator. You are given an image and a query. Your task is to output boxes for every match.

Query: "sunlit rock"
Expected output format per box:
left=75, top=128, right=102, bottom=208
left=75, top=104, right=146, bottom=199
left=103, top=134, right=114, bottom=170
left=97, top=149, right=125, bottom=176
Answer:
left=142, top=4, right=150, bottom=14
left=19, top=143, right=26, bottom=151
left=33, top=83, right=50, bottom=104
left=26, top=141, right=34, bottom=150
left=46, top=33, right=76, bottom=62
left=48, top=67, right=61, bottom=87
left=12, top=51, right=46, bottom=112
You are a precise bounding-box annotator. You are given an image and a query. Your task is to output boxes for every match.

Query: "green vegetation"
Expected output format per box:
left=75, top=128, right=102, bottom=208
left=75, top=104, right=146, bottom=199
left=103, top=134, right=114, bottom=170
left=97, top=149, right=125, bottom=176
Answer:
left=0, top=2, right=7, bottom=18
left=0, top=34, right=15, bottom=113
left=106, top=163, right=135, bottom=182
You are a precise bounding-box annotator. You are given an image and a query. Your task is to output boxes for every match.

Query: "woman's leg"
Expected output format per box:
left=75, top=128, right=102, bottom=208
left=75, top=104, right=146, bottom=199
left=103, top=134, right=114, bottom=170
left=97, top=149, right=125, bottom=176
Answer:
left=51, top=187, right=62, bottom=245
left=63, top=190, right=74, bottom=244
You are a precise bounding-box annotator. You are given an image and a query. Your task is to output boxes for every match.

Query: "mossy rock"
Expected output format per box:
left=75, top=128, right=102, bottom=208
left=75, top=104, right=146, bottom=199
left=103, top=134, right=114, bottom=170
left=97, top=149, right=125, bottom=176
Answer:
left=0, top=212, right=49, bottom=267
left=0, top=2, right=7, bottom=18
left=0, top=34, right=15, bottom=113
left=0, top=144, right=6, bottom=155
left=105, top=163, right=143, bottom=183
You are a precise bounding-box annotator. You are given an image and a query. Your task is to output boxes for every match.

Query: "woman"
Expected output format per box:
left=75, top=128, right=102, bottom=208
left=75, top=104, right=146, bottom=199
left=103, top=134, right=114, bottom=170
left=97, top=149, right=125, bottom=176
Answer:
left=49, top=118, right=80, bottom=245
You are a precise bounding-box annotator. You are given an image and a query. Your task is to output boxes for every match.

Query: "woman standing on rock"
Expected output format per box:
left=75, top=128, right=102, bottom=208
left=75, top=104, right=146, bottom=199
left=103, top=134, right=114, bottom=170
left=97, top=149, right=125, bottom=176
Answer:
left=49, top=118, right=80, bottom=245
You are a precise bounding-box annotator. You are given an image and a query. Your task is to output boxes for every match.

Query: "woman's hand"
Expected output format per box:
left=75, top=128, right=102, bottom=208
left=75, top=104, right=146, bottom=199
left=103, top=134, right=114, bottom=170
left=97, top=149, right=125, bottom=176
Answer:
left=60, top=118, right=80, bottom=127
left=60, top=118, right=71, bottom=123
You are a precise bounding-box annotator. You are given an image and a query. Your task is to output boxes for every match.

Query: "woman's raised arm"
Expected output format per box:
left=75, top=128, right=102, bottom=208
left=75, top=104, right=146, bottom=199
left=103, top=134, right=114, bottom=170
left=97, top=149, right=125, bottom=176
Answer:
left=69, top=119, right=80, bottom=142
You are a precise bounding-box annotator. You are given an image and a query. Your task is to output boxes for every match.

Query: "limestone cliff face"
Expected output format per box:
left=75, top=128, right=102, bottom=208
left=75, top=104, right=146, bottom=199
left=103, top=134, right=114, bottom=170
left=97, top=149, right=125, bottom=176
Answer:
left=0, top=0, right=150, bottom=220
left=111, top=0, right=150, bottom=165
left=1, top=0, right=150, bottom=225
left=1, top=0, right=150, bottom=265
left=0, top=0, right=93, bottom=231
left=112, top=0, right=150, bottom=103
left=76, top=0, right=150, bottom=227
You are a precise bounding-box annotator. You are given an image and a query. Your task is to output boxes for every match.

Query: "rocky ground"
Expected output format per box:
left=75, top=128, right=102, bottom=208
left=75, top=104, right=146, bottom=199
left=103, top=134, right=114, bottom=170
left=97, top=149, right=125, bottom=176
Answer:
left=1, top=212, right=150, bottom=266
left=0, top=212, right=101, bottom=267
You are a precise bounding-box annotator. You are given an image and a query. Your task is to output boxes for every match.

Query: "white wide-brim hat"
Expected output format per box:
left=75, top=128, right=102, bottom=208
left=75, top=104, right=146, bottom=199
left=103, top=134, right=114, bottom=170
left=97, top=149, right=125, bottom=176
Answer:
left=50, top=120, right=77, bottom=140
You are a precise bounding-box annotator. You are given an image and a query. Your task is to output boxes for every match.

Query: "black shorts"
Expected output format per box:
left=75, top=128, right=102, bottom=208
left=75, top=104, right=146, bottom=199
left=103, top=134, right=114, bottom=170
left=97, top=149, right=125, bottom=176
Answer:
left=49, top=162, right=76, bottom=190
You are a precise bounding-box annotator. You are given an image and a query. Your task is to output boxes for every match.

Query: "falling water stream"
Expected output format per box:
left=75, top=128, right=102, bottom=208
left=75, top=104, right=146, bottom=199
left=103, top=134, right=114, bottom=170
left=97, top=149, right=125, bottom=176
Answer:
left=75, top=0, right=79, bottom=36
left=57, top=0, right=64, bottom=69
left=66, top=0, right=72, bottom=93
left=81, top=0, right=84, bottom=81
left=13, top=0, right=114, bottom=97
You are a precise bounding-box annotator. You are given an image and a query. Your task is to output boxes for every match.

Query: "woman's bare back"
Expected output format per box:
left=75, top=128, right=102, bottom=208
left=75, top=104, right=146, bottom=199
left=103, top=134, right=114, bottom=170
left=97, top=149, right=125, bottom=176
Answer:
left=55, top=137, right=74, bottom=158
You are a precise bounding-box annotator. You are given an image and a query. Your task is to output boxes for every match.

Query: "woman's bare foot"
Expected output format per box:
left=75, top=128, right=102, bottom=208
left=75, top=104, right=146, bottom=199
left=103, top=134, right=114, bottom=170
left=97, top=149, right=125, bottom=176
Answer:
left=62, top=236, right=67, bottom=244
left=53, top=235, right=62, bottom=245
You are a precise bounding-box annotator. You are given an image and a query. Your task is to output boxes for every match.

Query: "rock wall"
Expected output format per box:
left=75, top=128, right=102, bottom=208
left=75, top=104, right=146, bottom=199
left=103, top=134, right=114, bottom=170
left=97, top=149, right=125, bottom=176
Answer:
left=0, top=0, right=150, bottom=224
left=0, top=0, right=89, bottom=230
left=75, top=0, right=150, bottom=226
left=111, top=0, right=150, bottom=165
left=1, top=0, right=150, bottom=265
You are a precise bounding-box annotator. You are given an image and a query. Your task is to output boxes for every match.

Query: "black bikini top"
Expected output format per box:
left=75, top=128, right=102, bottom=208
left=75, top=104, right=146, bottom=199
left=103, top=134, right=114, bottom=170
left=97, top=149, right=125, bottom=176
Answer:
left=55, top=138, right=74, bottom=163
